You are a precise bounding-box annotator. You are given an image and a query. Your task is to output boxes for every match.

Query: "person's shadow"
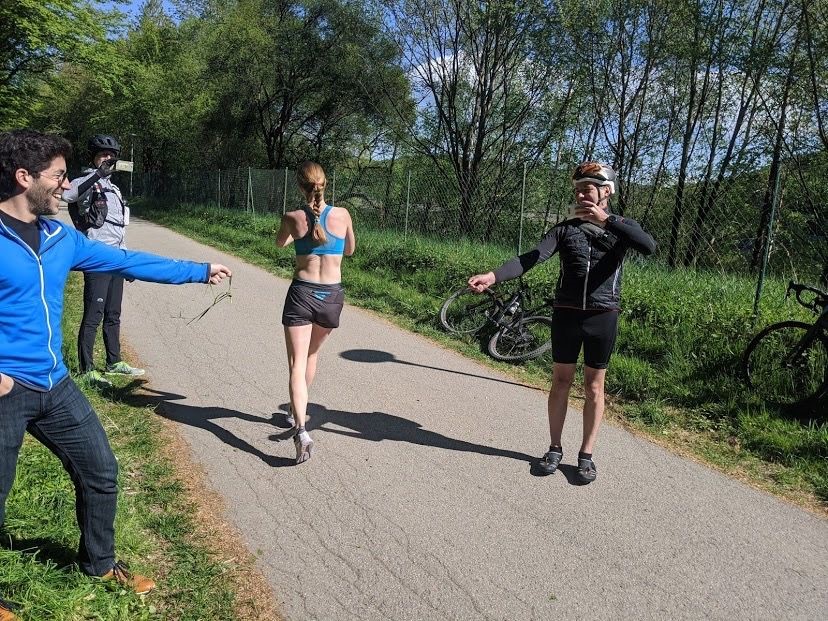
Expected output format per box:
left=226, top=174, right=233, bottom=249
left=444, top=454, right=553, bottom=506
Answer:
left=339, top=349, right=540, bottom=389
left=0, top=530, right=77, bottom=569
left=155, top=403, right=294, bottom=467
left=116, top=375, right=580, bottom=481
left=270, top=402, right=535, bottom=465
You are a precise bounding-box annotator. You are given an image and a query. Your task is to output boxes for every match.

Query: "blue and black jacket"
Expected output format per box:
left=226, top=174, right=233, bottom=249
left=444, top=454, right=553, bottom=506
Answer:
left=0, top=215, right=210, bottom=390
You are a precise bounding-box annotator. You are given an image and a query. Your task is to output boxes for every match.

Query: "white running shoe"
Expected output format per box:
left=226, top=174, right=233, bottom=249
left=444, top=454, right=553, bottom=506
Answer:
left=285, top=405, right=296, bottom=429
left=294, top=430, right=314, bottom=464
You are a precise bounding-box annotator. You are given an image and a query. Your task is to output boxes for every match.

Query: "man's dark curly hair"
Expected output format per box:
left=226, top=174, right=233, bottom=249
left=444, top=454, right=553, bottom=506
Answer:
left=0, top=129, right=72, bottom=201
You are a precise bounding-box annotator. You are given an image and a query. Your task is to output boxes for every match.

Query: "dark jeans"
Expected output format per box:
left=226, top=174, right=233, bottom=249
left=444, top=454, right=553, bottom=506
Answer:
left=78, top=273, right=124, bottom=373
left=0, top=376, right=118, bottom=576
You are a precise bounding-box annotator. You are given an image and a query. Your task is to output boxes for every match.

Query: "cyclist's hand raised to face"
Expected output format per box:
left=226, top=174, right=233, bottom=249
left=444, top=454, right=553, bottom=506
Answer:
left=573, top=200, right=609, bottom=227
left=468, top=272, right=496, bottom=293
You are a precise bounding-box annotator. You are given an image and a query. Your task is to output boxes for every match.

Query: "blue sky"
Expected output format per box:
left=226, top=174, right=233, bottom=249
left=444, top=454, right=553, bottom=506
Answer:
left=100, top=0, right=178, bottom=21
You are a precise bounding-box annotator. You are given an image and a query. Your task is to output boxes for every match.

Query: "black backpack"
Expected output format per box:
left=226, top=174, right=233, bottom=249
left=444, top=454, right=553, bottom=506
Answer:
left=68, top=183, right=108, bottom=232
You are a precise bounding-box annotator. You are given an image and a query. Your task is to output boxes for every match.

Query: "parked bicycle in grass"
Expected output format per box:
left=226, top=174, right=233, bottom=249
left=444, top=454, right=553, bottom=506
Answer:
left=742, top=281, right=827, bottom=414
left=439, top=277, right=555, bottom=362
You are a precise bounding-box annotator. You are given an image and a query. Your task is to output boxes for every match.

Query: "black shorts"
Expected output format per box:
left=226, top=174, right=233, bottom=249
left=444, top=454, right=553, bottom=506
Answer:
left=281, top=279, right=345, bottom=329
left=551, top=308, right=619, bottom=369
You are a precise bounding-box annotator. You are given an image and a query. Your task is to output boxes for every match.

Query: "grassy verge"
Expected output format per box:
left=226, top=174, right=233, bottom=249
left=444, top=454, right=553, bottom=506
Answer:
left=132, top=200, right=827, bottom=510
left=0, top=272, right=258, bottom=620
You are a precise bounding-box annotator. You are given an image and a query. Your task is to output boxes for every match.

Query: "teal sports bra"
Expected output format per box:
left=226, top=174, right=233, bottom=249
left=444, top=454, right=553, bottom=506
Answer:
left=294, top=205, right=346, bottom=256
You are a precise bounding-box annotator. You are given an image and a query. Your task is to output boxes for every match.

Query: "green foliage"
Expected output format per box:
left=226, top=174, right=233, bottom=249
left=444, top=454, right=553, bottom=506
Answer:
left=199, top=0, right=410, bottom=168
left=0, top=0, right=126, bottom=128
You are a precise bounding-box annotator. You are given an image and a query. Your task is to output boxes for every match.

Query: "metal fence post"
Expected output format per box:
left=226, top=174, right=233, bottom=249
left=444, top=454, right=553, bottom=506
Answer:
left=217, top=170, right=221, bottom=208
left=752, top=170, right=783, bottom=318
left=331, top=169, right=336, bottom=206
left=247, top=167, right=254, bottom=215
left=283, top=168, right=288, bottom=214
left=518, top=162, right=527, bottom=254
left=405, top=169, right=412, bottom=239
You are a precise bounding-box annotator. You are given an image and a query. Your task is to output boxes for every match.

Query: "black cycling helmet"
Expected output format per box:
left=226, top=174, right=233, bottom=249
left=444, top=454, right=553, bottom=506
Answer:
left=572, top=161, right=616, bottom=195
left=87, top=134, right=121, bottom=158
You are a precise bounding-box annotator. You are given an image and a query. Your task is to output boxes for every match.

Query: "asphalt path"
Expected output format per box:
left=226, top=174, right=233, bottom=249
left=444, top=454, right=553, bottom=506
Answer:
left=81, top=215, right=827, bottom=620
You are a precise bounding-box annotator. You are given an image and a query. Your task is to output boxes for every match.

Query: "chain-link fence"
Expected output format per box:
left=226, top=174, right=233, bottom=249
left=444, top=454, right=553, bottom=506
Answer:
left=131, top=157, right=826, bottom=312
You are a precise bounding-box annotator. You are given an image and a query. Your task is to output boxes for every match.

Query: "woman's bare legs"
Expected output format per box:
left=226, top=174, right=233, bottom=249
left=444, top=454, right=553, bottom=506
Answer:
left=305, top=324, right=333, bottom=393
left=284, top=324, right=313, bottom=428
left=284, top=323, right=334, bottom=463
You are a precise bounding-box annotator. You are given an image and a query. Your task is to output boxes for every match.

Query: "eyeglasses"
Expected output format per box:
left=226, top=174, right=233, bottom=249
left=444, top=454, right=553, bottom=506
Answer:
left=31, top=170, right=69, bottom=183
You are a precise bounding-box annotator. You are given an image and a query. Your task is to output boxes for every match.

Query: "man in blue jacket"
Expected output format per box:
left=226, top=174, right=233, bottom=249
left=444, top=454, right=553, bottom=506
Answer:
left=0, top=129, right=231, bottom=615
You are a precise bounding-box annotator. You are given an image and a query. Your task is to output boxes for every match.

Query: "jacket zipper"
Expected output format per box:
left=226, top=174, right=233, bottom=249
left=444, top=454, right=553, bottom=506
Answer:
left=582, top=240, right=591, bottom=309
left=1, top=222, right=60, bottom=388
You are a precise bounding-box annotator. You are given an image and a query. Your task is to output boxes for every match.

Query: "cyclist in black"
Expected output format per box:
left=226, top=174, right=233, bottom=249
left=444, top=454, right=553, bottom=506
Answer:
left=468, top=162, right=655, bottom=483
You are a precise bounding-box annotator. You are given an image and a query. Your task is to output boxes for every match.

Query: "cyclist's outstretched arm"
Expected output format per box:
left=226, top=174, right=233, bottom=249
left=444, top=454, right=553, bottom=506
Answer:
left=468, top=228, right=562, bottom=292
left=492, top=228, right=563, bottom=283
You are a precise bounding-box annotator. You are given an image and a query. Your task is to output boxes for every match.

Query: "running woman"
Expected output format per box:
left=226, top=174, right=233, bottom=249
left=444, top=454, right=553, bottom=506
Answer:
left=275, top=162, right=355, bottom=464
left=467, top=162, right=655, bottom=483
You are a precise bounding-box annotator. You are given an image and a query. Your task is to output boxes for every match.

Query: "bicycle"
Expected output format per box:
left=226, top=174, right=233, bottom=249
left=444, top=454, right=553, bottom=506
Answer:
left=742, top=281, right=828, bottom=411
left=439, top=278, right=554, bottom=362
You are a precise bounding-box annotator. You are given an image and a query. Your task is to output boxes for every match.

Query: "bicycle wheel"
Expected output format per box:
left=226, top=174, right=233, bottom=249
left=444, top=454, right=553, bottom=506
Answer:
left=439, top=287, right=497, bottom=335
left=487, top=315, right=553, bottom=362
left=743, top=321, right=828, bottom=408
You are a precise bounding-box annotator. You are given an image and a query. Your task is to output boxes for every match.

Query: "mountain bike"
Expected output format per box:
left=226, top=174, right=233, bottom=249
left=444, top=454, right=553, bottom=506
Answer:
left=439, top=278, right=554, bottom=362
left=742, top=281, right=828, bottom=412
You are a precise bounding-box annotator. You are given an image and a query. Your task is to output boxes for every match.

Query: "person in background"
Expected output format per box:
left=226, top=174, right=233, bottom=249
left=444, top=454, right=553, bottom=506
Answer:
left=64, top=134, right=141, bottom=386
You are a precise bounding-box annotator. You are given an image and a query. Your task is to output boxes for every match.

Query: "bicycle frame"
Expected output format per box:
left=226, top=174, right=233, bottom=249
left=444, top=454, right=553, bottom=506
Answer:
left=486, top=283, right=552, bottom=332
left=782, top=282, right=828, bottom=389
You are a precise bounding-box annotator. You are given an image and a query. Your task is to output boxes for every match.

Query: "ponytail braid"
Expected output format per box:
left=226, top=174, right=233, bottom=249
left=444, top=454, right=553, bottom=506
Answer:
left=310, top=185, right=327, bottom=245
left=297, top=161, right=328, bottom=246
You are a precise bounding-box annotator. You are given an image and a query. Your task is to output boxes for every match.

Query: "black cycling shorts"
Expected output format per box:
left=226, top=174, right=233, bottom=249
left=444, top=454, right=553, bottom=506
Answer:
left=281, top=279, right=345, bottom=329
left=551, top=308, right=619, bottom=370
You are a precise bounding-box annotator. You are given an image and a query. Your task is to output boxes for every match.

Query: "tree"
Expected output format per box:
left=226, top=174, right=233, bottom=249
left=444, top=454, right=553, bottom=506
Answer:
left=0, top=0, right=123, bottom=128
left=378, top=0, right=575, bottom=237
left=200, top=0, right=410, bottom=169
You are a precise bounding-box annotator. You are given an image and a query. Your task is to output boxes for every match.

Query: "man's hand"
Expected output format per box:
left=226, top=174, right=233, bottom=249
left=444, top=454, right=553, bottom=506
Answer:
left=467, top=272, right=496, bottom=293
left=96, top=158, right=116, bottom=178
left=0, top=373, right=14, bottom=398
left=208, top=264, right=232, bottom=285
left=573, top=201, right=609, bottom=227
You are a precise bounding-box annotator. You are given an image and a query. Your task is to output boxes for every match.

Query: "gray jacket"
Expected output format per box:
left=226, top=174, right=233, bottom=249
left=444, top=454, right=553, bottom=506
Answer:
left=63, top=169, right=130, bottom=248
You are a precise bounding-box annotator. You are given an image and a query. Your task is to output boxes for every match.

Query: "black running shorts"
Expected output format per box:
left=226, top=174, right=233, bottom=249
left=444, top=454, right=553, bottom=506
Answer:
left=551, top=308, right=619, bottom=369
left=282, top=279, right=345, bottom=329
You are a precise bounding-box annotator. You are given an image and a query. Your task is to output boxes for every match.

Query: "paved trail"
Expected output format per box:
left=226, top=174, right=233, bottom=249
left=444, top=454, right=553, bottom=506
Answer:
left=98, top=216, right=825, bottom=620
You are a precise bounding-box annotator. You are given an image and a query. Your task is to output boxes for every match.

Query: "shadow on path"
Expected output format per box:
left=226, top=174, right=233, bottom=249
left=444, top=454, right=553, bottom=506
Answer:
left=271, top=402, right=535, bottom=464
left=340, top=348, right=542, bottom=390
left=155, top=403, right=294, bottom=468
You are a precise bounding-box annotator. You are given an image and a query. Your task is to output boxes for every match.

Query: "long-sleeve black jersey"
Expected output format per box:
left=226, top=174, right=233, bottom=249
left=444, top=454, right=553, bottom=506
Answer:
left=492, top=215, right=656, bottom=310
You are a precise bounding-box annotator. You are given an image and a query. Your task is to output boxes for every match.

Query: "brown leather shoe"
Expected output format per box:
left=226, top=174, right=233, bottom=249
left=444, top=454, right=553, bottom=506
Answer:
left=100, top=561, right=156, bottom=595
left=0, top=597, right=20, bottom=621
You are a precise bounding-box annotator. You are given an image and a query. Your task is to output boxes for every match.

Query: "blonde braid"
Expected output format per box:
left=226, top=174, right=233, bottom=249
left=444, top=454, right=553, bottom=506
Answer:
left=310, top=185, right=327, bottom=245
left=297, top=161, right=328, bottom=246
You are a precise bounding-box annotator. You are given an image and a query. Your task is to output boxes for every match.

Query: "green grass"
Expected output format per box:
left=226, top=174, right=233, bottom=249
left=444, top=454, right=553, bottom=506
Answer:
left=0, top=273, right=241, bottom=619
left=132, top=200, right=828, bottom=508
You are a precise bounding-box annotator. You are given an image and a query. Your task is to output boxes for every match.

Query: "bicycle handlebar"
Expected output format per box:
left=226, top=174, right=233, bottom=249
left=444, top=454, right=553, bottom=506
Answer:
left=786, top=281, right=828, bottom=313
